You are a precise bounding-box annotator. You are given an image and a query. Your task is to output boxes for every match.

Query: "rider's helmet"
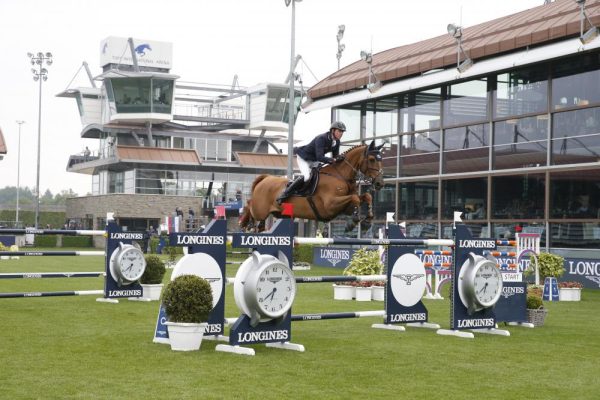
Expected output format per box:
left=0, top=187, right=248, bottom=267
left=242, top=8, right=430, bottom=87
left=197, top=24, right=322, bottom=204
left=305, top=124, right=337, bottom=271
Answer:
left=330, top=121, right=347, bottom=132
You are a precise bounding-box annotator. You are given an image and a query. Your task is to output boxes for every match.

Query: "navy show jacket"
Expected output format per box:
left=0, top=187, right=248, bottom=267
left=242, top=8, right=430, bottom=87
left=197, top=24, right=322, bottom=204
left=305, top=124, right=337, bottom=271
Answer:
left=295, top=131, right=340, bottom=163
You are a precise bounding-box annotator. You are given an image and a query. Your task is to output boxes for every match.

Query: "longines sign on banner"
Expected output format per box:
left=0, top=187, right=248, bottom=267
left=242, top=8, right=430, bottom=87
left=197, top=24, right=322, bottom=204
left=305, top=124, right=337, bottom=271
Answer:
left=563, top=258, right=600, bottom=289
left=312, top=247, right=357, bottom=268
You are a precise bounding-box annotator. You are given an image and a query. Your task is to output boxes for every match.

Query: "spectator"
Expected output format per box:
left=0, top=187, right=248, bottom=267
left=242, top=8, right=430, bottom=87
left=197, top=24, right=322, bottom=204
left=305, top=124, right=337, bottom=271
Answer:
left=83, top=146, right=91, bottom=161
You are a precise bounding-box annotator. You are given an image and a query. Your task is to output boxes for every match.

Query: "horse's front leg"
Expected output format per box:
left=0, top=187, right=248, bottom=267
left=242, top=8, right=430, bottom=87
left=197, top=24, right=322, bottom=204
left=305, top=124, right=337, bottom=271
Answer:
left=360, top=192, right=374, bottom=221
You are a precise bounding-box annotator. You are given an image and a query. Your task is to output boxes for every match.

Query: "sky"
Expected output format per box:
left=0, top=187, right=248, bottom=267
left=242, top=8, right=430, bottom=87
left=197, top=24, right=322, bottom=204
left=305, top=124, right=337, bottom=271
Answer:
left=0, top=0, right=547, bottom=196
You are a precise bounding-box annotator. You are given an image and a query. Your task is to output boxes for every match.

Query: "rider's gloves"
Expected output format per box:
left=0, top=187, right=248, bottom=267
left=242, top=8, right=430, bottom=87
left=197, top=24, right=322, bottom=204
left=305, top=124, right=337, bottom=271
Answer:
left=334, top=155, right=345, bottom=163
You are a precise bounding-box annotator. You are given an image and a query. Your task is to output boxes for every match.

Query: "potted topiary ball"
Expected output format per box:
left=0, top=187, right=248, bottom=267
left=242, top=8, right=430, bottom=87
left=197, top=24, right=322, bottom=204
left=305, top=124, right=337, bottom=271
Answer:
left=162, top=274, right=213, bottom=351
left=140, top=255, right=166, bottom=301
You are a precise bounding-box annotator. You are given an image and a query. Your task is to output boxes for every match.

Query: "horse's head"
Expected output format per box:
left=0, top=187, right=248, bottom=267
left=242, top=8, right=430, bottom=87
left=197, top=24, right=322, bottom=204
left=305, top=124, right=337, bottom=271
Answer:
left=361, top=140, right=385, bottom=190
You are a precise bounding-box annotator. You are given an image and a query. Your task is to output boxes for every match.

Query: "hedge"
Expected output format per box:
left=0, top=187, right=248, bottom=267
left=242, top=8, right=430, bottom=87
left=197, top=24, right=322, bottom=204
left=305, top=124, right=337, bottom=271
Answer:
left=294, top=244, right=314, bottom=263
left=62, top=236, right=93, bottom=248
left=34, top=235, right=57, bottom=247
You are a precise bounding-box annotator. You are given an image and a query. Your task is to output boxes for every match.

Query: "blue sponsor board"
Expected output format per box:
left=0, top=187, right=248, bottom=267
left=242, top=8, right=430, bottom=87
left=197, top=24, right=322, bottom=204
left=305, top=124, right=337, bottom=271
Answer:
left=495, top=282, right=527, bottom=323
left=563, top=258, right=600, bottom=289
left=0, top=236, right=16, bottom=246
left=215, top=200, right=243, bottom=210
left=312, top=247, right=356, bottom=268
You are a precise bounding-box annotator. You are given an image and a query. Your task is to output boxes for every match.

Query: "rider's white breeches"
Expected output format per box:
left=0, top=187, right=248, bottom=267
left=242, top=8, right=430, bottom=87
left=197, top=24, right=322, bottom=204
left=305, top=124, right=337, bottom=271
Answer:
left=296, top=156, right=312, bottom=180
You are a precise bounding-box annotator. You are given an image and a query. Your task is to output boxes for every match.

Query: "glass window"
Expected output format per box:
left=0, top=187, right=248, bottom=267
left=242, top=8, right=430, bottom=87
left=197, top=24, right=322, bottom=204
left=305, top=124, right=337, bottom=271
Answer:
left=493, top=117, right=548, bottom=169
left=549, top=170, right=600, bottom=219
left=551, top=222, right=600, bottom=248
left=442, top=177, right=487, bottom=220
left=552, top=52, right=600, bottom=110
left=399, top=131, right=440, bottom=177
left=444, top=78, right=488, bottom=126
left=108, top=171, right=124, bottom=194
left=110, top=78, right=152, bottom=113
left=372, top=183, right=396, bottom=221
left=151, top=79, right=174, bottom=114
left=381, top=136, right=398, bottom=179
left=551, top=107, right=600, bottom=165
left=494, top=65, right=548, bottom=118
left=443, top=123, right=489, bottom=173
left=265, top=87, right=288, bottom=123
left=492, top=222, right=546, bottom=246
left=398, top=181, right=438, bottom=220
left=400, top=89, right=441, bottom=132
left=374, top=97, right=398, bottom=137
left=334, top=104, right=361, bottom=142
left=491, top=174, right=545, bottom=219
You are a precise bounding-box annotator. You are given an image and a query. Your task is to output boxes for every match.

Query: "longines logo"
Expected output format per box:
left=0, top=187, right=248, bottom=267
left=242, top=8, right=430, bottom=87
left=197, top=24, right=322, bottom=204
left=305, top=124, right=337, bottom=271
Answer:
left=110, top=232, right=144, bottom=240
left=457, top=239, right=496, bottom=249
left=393, top=273, right=424, bottom=285
left=320, top=249, right=351, bottom=267
left=175, top=235, right=224, bottom=245
left=239, top=236, right=291, bottom=246
left=501, top=286, right=525, bottom=299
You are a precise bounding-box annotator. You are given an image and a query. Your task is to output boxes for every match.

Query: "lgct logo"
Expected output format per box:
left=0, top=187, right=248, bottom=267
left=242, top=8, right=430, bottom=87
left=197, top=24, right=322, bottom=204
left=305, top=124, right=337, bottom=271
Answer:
left=135, top=43, right=152, bottom=57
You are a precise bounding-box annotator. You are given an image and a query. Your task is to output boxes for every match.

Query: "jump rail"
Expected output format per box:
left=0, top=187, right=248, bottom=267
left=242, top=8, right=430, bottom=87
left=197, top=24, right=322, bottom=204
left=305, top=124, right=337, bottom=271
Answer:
left=0, top=272, right=105, bottom=279
left=0, top=290, right=104, bottom=299
left=0, top=228, right=105, bottom=236
left=295, top=237, right=454, bottom=246
left=0, top=251, right=105, bottom=257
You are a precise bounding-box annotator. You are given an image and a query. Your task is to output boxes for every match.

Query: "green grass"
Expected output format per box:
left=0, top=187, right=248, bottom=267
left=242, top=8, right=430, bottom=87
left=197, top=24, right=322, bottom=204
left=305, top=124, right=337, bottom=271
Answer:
left=0, top=254, right=599, bottom=399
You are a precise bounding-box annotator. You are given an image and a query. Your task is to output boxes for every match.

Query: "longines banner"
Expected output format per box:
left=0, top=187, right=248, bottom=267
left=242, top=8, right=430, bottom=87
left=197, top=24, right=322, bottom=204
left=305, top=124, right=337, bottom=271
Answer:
left=563, top=258, right=600, bottom=289
left=313, top=247, right=357, bottom=268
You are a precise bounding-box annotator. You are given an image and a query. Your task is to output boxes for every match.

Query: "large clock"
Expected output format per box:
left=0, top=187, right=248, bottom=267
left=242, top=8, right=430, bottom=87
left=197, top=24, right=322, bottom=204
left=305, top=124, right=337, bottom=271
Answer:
left=458, top=253, right=503, bottom=315
left=109, top=242, right=146, bottom=286
left=233, top=251, right=296, bottom=327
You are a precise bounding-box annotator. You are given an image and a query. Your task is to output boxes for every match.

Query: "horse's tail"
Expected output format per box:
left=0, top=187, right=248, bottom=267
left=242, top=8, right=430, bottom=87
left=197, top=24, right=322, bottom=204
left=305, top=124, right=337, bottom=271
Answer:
left=252, top=174, right=269, bottom=191
left=239, top=199, right=254, bottom=230
left=239, top=175, right=269, bottom=230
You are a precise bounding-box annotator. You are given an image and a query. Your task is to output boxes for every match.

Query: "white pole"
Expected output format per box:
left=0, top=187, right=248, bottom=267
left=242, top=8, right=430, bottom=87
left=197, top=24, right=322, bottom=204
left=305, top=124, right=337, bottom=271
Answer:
left=15, top=120, right=25, bottom=228
left=287, top=0, right=297, bottom=180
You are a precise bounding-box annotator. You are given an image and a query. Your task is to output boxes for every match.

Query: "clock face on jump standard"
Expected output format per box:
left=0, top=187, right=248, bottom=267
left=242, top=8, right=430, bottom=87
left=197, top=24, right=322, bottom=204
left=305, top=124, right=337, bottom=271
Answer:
left=256, top=264, right=294, bottom=315
left=119, top=248, right=146, bottom=281
left=474, top=262, right=502, bottom=306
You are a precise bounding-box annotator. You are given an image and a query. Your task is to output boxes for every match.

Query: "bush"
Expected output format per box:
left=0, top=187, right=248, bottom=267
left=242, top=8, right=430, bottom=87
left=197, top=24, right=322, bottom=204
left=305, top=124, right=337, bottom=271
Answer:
left=62, top=236, right=92, bottom=248
left=530, top=252, right=565, bottom=280
left=149, top=237, right=160, bottom=254
left=343, top=248, right=383, bottom=276
left=163, top=246, right=182, bottom=263
left=161, top=275, right=213, bottom=323
left=141, top=255, right=166, bottom=284
left=526, top=295, right=543, bottom=310
left=293, top=244, right=314, bottom=263
left=34, top=235, right=56, bottom=247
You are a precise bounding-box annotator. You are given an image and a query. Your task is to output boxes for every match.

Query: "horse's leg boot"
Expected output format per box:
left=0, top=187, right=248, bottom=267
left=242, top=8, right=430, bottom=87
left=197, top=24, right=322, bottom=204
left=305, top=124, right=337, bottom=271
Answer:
left=276, top=176, right=304, bottom=205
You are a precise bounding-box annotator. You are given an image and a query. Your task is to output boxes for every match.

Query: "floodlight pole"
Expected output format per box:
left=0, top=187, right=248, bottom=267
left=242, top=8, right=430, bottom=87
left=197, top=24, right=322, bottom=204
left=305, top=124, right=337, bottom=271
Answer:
left=28, top=51, right=52, bottom=228
left=15, top=120, right=25, bottom=228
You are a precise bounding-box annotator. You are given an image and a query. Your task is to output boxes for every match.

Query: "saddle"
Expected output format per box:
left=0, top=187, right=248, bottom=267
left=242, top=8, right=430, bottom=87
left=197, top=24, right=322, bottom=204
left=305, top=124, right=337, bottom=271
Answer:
left=291, top=165, right=320, bottom=197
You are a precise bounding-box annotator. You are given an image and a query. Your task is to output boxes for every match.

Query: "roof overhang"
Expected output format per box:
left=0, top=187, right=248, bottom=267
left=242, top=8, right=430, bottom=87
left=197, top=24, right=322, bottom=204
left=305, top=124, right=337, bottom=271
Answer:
left=56, top=87, right=102, bottom=99
left=304, top=35, right=600, bottom=112
left=96, top=70, right=179, bottom=81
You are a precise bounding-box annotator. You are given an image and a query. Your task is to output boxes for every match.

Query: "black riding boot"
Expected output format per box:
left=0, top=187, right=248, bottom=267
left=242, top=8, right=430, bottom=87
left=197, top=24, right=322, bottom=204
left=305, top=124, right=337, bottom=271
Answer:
left=276, top=176, right=305, bottom=205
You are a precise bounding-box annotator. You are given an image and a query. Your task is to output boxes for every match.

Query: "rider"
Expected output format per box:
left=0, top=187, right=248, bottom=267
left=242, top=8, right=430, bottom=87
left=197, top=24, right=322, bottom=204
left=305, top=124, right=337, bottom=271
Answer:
left=276, top=121, right=346, bottom=205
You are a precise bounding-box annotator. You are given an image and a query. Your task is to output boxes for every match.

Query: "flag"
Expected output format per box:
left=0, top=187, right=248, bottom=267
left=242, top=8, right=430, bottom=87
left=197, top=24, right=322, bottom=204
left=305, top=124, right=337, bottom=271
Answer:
left=215, top=205, right=226, bottom=219
left=281, top=203, right=294, bottom=218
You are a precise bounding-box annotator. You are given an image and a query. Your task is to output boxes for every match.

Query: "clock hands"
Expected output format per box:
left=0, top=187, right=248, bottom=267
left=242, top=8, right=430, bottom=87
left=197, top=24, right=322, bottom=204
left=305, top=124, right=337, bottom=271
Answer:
left=478, top=282, right=488, bottom=294
left=264, top=287, right=277, bottom=302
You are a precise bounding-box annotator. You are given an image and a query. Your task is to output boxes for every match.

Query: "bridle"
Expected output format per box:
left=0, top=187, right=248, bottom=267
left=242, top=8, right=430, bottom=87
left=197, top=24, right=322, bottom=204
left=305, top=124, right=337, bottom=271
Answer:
left=339, top=147, right=383, bottom=186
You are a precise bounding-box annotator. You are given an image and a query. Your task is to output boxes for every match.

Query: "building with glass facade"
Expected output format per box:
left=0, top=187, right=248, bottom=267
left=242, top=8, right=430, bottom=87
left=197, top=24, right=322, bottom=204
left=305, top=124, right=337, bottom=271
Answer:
left=305, top=1, right=600, bottom=255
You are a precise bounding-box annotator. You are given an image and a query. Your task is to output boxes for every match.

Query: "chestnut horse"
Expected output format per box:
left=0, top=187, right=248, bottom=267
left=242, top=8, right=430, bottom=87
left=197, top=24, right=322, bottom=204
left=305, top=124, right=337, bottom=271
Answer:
left=239, top=141, right=385, bottom=231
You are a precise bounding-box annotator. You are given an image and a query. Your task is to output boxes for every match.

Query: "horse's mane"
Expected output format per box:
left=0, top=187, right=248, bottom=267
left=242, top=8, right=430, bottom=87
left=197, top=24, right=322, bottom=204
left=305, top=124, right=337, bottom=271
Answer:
left=340, top=144, right=368, bottom=156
